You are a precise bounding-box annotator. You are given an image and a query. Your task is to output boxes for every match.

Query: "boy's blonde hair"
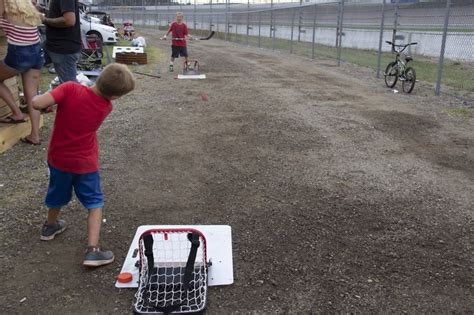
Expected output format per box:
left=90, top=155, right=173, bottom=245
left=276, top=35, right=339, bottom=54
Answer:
left=96, top=63, right=135, bottom=99
left=176, top=12, right=183, bottom=17
left=3, top=0, right=42, bottom=27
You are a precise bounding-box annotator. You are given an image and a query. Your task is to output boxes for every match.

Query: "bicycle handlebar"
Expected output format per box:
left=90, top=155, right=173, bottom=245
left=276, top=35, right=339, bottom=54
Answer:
left=386, top=41, right=417, bottom=47
left=386, top=41, right=418, bottom=53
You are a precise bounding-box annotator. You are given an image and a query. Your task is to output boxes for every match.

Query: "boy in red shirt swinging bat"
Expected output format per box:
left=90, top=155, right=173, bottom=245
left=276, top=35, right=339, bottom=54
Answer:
left=161, top=12, right=192, bottom=72
left=32, top=63, right=135, bottom=267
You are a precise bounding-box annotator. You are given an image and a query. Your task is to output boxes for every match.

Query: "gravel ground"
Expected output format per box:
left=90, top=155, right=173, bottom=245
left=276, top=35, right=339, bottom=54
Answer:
left=0, top=29, right=473, bottom=314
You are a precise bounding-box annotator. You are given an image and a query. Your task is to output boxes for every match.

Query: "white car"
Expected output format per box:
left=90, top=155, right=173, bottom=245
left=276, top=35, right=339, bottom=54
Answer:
left=81, top=15, right=118, bottom=44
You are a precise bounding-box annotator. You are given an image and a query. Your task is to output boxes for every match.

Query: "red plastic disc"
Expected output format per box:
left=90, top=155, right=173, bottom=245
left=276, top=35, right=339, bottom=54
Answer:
left=117, top=272, right=133, bottom=283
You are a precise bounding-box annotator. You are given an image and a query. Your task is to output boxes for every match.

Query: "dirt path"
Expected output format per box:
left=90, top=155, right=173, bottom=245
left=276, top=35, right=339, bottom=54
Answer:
left=1, top=29, right=472, bottom=314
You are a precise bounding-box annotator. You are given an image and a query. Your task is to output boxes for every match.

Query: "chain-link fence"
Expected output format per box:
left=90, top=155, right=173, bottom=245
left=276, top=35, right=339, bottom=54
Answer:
left=104, top=0, right=473, bottom=96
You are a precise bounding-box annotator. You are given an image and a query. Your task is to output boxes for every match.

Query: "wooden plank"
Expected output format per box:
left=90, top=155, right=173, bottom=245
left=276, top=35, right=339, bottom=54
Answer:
left=0, top=115, right=43, bottom=154
left=5, top=77, right=18, bottom=90
left=0, top=106, right=13, bottom=119
left=116, top=52, right=147, bottom=65
left=0, top=77, right=20, bottom=119
left=0, top=97, right=20, bottom=120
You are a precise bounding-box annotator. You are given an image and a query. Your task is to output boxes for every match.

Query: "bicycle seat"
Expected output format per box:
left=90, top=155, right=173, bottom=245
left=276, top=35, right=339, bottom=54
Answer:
left=405, top=56, right=413, bottom=62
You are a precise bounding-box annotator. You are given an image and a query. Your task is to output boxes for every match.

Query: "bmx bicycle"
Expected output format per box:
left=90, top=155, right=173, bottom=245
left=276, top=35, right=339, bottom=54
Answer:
left=384, top=41, right=418, bottom=93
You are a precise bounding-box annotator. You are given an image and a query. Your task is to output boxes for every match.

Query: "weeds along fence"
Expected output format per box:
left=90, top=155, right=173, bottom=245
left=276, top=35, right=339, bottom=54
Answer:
left=105, top=0, right=474, bottom=97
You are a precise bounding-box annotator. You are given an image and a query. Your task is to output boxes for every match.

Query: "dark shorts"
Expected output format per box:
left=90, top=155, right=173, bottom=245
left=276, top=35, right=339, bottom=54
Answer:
left=171, top=45, right=188, bottom=58
left=3, top=43, right=44, bottom=73
left=45, top=164, right=104, bottom=209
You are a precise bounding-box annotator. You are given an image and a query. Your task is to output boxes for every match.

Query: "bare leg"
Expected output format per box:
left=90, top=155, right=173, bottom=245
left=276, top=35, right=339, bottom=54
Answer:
left=0, top=62, right=25, bottom=120
left=47, top=208, right=61, bottom=225
left=87, top=208, right=102, bottom=247
left=21, top=69, right=41, bottom=143
left=169, top=57, right=175, bottom=72
left=83, top=207, right=113, bottom=267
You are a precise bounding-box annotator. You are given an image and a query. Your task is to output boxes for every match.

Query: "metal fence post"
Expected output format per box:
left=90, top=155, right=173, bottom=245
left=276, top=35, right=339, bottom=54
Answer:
left=376, top=0, right=386, bottom=78
left=235, top=14, right=238, bottom=43
left=407, top=32, right=412, bottom=55
left=202, top=9, right=205, bottom=33
left=258, top=11, right=262, bottom=48
left=167, top=5, right=170, bottom=25
left=270, top=0, right=274, bottom=39
left=337, top=0, right=345, bottom=66
left=297, top=0, right=303, bottom=42
left=336, top=2, right=341, bottom=47
left=392, top=0, right=400, bottom=44
left=193, top=0, right=197, bottom=30
left=290, top=8, right=296, bottom=54
left=435, top=0, right=451, bottom=96
left=210, top=0, right=213, bottom=32
left=225, top=0, right=229, bottom=41
left=272, top=9, right=276, bottom=50
left=246, top=0, right=250, bottom=46
left=311, top=4, right=317, bottom=59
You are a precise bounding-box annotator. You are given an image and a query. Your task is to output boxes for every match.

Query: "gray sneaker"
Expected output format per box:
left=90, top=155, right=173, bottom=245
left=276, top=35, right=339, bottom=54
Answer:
left=83, top=246, right=115, bottom=267
left=40, top=220, right=66, bottom=241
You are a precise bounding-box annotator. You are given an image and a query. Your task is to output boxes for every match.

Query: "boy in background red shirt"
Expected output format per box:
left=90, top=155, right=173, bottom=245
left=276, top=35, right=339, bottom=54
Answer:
left=32, top=63, right=135, bottom=267
left=162, top=12, right=192, bottom=72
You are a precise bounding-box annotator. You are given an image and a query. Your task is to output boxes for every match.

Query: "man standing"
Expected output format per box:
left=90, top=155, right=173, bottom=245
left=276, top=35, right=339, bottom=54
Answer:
left=42, top=0, right=80, bottom=83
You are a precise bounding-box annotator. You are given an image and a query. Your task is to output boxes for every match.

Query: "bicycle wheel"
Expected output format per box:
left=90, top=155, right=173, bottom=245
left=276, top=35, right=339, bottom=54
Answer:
left=384, top=62, right=398, bottom=88
left=402, top=67, right=416, bottom=94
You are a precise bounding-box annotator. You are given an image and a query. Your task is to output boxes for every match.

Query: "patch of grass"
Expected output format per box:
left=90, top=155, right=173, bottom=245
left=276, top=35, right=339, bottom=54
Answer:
left=220, top=30, right=474, bottom=93
left=38, top=68, right=57, bottom=93
left=443, top=108, right=473, bottom=116
left=112, top=27, right=162, bottom=74
left=101, top=39, right=130, bottom=64
left=144, top=43, right=162, bottom=68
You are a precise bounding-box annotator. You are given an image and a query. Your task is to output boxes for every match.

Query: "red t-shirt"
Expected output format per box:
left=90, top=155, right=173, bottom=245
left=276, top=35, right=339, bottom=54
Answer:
left=48, top=82, right=112, bottom=174
left=170, top=22, right=188, bottom=47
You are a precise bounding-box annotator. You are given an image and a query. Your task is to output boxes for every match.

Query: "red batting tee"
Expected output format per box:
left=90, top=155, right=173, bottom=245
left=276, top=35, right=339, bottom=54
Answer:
left=48, top=82, right=112, bottom=174
left=170, top=22, right=188, bottom=47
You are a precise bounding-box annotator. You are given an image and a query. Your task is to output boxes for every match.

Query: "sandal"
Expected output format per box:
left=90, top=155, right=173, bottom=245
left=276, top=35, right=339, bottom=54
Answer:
left=20, top=137, right=41, bottom=145
left=0, top=116, right=27, bottom=124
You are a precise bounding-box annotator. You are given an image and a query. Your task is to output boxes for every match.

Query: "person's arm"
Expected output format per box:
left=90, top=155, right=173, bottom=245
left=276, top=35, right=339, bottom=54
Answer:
left=33, top=82, right=71, bottom=110
left=42, top=0, right=76, bottom=28
left=0, top=0, right=5, bottom=18
left=42, top=11, right=75, bottom=27
left=32, top=92, right=56, bottom=110
left=161, top=23, right=173, bottom=39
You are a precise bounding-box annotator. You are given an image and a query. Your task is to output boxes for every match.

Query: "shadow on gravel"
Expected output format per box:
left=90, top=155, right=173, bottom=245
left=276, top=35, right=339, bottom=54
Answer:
left=364, top=110, right=473, bottom=175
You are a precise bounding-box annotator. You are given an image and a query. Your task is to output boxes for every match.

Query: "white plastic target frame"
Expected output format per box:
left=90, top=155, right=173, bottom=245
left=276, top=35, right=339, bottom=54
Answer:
left=177, top=74, right=206, bottom=80
left=112, top=46, right=144, bottom=58
left=115, top=225, right=233, bottom=288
